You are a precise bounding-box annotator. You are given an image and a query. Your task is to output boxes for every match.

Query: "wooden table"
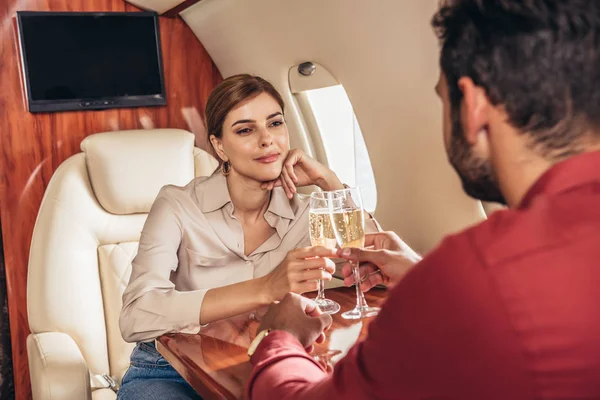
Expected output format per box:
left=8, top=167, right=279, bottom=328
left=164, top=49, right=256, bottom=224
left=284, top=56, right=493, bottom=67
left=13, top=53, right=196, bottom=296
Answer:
left=157, top=286, right=388, bottom=400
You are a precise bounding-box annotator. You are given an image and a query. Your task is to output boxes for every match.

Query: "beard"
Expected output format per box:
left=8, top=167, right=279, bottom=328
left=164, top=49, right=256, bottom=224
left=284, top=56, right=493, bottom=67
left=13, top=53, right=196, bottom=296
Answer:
left=447, top=115, right=507, bottom=205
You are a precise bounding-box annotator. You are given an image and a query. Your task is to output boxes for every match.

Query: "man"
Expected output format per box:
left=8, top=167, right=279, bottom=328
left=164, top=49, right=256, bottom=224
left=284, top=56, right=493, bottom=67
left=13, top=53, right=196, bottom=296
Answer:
left=247, top=0, right=600, bottom=398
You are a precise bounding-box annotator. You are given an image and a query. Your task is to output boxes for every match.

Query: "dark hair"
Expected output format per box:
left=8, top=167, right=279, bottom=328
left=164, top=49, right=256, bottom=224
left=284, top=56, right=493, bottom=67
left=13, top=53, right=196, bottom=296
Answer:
left=432, top=0, right=600, bottom=158
left=205, top=74, right=285, bottom=144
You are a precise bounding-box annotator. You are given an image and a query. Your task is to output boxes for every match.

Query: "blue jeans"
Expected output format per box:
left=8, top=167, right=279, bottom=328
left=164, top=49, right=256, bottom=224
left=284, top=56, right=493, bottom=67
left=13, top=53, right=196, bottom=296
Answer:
left=117, top=341, right=202, bottom=400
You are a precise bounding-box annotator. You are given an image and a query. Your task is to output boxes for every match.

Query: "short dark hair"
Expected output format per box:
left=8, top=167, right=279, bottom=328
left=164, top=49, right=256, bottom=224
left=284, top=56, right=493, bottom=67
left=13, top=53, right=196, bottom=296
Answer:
left=432, top=0, right=600, bottom=158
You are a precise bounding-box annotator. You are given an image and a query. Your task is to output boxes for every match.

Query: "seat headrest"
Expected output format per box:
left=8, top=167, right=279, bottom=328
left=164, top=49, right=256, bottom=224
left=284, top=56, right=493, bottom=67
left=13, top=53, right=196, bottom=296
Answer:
left=81, top=129, right=195, bottom=215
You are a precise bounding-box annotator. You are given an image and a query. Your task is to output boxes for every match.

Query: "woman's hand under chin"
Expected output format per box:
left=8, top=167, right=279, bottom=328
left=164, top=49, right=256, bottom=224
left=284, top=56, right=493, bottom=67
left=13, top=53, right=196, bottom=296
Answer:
left=261, top=149, right=345, bottom=198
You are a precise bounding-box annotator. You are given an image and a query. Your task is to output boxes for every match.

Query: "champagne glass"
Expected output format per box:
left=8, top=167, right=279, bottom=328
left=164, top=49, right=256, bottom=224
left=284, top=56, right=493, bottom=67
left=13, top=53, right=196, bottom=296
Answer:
left=329, top=187, right=380, bottom=319
left=308, top=192, right=342, bottom=314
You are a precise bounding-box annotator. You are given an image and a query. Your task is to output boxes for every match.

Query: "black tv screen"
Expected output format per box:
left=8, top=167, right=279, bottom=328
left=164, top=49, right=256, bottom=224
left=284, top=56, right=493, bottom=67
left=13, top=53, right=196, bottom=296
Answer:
left=17, top=11, right=166, bottom=113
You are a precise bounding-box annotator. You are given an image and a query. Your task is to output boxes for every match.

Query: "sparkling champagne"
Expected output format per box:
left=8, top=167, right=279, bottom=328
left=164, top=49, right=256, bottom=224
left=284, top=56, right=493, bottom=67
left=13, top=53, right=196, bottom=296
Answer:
left=309, top=210, right=337, bottom=248
left=330, top=208, right=365, bottom=249
left=308, top=192, right=343, bottom=315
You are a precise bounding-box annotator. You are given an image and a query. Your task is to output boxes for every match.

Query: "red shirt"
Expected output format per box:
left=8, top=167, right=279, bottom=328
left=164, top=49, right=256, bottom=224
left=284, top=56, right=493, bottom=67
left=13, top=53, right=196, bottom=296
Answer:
left=247, top=151, right=600, bottom=400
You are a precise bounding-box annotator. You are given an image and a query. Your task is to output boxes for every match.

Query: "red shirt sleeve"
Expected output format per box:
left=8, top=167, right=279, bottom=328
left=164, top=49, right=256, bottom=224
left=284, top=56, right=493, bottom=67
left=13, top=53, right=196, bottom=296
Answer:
left=247, top=330, right=329, bottom=398
left=247, top=233, right=533, bottom=400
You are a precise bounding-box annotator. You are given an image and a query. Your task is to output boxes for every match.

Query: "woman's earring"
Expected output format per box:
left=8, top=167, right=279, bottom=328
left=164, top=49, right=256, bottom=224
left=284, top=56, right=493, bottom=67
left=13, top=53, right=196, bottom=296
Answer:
left=221, top=161, right=231, bottom=176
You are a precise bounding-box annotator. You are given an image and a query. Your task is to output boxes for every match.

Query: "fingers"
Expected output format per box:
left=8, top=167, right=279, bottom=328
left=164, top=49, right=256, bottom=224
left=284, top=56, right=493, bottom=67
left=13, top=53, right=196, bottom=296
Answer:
left=361, top=232, right=398, bottom=249
left=281, top=168, right=296, bottom=199
left=364, top=231, right=412, bottom=254
left=294, top=246, right=338, bottom=259
left=260, top=181, right=272, bottom=190
left=362, top=232, right=399, bottom=249
left=280, top=151, right=300, bottom=198
left=337, top=247, right=390, bottom=265
left=359, top=270, right=384, bottom=292
left=300, top=296, right=322, bottom=317
left=299, top=268, right=333, bottom=283
left=315, top=332, right=326, bottom=344
left=314, top=313, right=333, bottom=333
left=341, top=262, right=351, bottom=279
left=362, top=233, right=380, bottom=248
left=300, top=257, right=336, bottom=274
left=280, top=169, right=295, bottom=199
left=285, top=159, right=299, bottom=184
left=341, top=262, right=377, bottom=278
left=324, top=258, right=336, bottom=274
left=279, top=169, right=291, bottom=197
left=297, top=294, right=333, bottom=332
left=288, top=251, right=336, bottom=273
left=260, top=180, right=282, bottom=191
left=278, top=293, right=331, bottom=351
left=285, top=149, right=301, bottom=182
left=305, top=314, right=332, bottom=347
left=291, top=280, right=319, bottom=294
left=342, top=263, right=378, bottom=287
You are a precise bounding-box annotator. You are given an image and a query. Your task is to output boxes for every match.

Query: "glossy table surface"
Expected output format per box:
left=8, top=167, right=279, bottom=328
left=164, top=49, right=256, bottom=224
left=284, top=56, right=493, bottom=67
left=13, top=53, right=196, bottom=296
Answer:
left=157, top=286, right=388, bottom=399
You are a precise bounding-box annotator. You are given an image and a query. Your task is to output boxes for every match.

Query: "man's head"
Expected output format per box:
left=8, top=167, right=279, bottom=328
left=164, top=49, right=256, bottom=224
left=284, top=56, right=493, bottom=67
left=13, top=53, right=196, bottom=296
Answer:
left=432, top=0, right=600, bottom=205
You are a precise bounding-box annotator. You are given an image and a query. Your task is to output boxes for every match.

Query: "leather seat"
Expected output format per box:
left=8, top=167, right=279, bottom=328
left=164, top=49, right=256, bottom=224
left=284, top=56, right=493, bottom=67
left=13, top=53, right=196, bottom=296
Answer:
left=26, top=129, right=218, bottom=400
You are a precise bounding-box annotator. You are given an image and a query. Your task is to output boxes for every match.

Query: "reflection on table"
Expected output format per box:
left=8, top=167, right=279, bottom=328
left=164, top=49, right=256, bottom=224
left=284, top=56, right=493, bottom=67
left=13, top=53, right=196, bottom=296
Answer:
left=157, top=286, right=387, bottom=399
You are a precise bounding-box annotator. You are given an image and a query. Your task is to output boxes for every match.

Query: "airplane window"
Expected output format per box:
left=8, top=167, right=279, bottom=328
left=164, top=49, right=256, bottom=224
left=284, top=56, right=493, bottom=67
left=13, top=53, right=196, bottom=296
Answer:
left=289, top=62, right=377, bottom=212
left=298, top=85, right=377, bottom=212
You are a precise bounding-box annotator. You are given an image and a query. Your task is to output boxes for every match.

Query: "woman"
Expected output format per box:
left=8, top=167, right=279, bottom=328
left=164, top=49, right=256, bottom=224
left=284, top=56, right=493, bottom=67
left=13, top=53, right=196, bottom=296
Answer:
left=117, top=74, right=359, bottom=399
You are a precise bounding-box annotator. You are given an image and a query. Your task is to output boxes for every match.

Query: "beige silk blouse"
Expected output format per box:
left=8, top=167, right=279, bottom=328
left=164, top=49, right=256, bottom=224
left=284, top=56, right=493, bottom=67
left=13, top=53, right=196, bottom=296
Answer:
left=119, top=172, right=379, bottom=342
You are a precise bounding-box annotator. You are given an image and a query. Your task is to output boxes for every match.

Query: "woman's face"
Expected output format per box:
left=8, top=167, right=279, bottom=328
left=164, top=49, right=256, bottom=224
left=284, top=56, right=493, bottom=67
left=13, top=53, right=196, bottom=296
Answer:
left=211, top=92, right=289, bottom=183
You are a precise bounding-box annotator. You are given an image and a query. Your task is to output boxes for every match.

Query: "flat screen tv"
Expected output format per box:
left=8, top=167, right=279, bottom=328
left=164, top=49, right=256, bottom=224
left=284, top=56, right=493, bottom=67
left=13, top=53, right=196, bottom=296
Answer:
left=16, top=11, right=166, bottom=113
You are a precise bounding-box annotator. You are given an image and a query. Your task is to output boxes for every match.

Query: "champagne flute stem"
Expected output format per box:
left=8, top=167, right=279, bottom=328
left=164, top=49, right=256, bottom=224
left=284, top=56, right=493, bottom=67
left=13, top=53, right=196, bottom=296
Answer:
left=352, top=260, right=368, bottom=309
left=316, top=279, right=326, bottom=301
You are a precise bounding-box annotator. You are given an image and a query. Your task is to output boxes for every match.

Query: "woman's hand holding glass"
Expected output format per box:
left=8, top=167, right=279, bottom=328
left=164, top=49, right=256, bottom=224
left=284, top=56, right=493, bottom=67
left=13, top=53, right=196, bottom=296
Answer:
left=263, top=247, right=337, bottom=303
left=260, top=149, right=344, bottom=198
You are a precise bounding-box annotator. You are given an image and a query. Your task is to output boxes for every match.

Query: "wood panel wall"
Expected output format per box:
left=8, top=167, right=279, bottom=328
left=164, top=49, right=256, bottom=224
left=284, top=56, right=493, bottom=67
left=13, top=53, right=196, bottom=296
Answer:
left=0, top=1, right=222, bottom=399
left=0, top=224, right=14, bottom=400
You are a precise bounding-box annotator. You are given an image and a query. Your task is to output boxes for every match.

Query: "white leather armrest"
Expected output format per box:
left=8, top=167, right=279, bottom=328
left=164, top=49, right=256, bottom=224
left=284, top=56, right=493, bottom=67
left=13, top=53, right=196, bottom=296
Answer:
left=27, top=332, right=92, bottom=400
